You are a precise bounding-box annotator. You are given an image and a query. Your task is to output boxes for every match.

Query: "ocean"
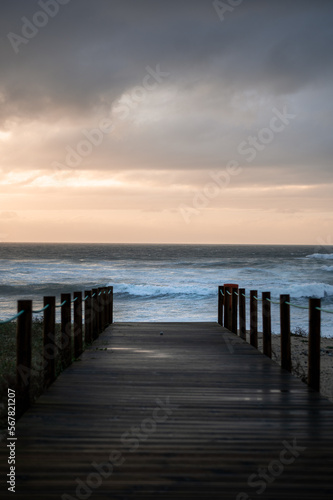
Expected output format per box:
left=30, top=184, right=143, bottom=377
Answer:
left=0, top=244, right=332, bottom=337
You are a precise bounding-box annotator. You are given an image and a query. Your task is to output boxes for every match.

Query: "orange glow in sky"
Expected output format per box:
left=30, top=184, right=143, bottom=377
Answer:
left=1, top=1, right=332, bottom=244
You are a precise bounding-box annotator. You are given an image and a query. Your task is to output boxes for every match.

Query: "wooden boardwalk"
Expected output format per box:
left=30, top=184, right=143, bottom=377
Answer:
left=1, top=322, right=333, bottom=499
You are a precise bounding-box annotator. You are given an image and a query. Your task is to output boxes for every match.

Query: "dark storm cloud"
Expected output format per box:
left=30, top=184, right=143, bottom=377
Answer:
left=1, top=0, right=333, bottom=119
left=0, top=0, right=332, bottom=187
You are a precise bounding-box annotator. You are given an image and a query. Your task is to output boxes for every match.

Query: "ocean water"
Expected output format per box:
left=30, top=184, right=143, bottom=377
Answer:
left=0, top=244, right=332, bottom=337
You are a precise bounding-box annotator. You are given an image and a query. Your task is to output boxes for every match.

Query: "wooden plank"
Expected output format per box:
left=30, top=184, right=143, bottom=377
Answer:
left=1, top=322, right=333, bottom=500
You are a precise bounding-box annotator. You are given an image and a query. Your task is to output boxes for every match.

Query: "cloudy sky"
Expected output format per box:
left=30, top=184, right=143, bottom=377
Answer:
left=0, top=0, right=332, bottom=244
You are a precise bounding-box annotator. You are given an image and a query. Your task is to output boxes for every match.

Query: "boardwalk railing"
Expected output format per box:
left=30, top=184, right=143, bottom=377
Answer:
left=218, top=284, right=333, bottom=393
left=0, top=286, right=113, bottom=417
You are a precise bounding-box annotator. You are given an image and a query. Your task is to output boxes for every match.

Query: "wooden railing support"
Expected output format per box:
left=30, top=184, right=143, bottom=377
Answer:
left=280, top=294, right=291, bottom=372
left=239, top=289, right=246, bottom=340
left=84, top=290, right=93, bottom=345
left=308, top=298, right=321, bottom=392
left=43, top=296, right=56, bottom=388
left=218, top=286, right=223, bottom=326
left=250, top=290, right=258, bottom=348
left=73, top=291, right=83, bottom=358
left=110, top=286, right=114, bottom=324
left=16, top=300, right=32, bottom=417
left=92, top=288, right=99, bottom=339
left=231, top=288, right=238, bottom=334
left=224, top=287, right=231, bottom=330
left=262, top=292, right=272, bottom=358
left=60, top=293, right=72, bottom=368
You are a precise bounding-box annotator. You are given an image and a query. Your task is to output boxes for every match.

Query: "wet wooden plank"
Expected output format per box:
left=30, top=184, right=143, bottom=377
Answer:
left=1, top=322, right=333, bottom=499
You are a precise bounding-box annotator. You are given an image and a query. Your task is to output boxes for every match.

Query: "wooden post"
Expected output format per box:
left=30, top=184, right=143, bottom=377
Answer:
left=250, top=291, right=258, bottom=348
left=107, top=286, right=113, bottom=325
left=105, top=287, right=110, bottom=326
left=60, top=293, right=72, bottom=368
left=73, top=292, right=83, bottom=358
left=102, top=287, right=108, bottom=330
left=98, top=288, right=103, bottom=335
left=96, top=288, right=101, bottom=338
left=99, top=287, right=104, bottom=332
left=218, top=286, right=224, bottom=326
left=104, top=287, right=109, bottom=328
left=224, top=287, right=231, bottom=330
left=262, top=292, right=272, bottom=358
left=84, top=290, right=92, bottom=345
left=280, top=294, right=291, bottom=372
left=92, top=288, right=99, bottom=339
left=110, top=286, right=114, bottom=324
left=43, top=296, right=56, bottom=389
left=308, top=298, right=321, bottom=392
left=239, top=288, right=246, bottom=340
left=16, top=300, right=32, bottom=417
left=231, top=288, right=238, bottom=334
left=217, top=286, right=225, bottom=326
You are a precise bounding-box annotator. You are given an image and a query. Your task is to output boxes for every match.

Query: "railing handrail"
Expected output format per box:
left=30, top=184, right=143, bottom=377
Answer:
left=0, top=285, right=114, bottom=418
left=218, top=284, right=329, bottom=393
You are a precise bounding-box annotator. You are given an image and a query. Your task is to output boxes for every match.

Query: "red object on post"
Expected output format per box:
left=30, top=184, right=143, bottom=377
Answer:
left=224, top=284, right=239, bottom=290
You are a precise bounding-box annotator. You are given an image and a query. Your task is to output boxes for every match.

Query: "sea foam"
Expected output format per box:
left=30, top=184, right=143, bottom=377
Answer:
left=306, top=253, right=333, bottom=260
